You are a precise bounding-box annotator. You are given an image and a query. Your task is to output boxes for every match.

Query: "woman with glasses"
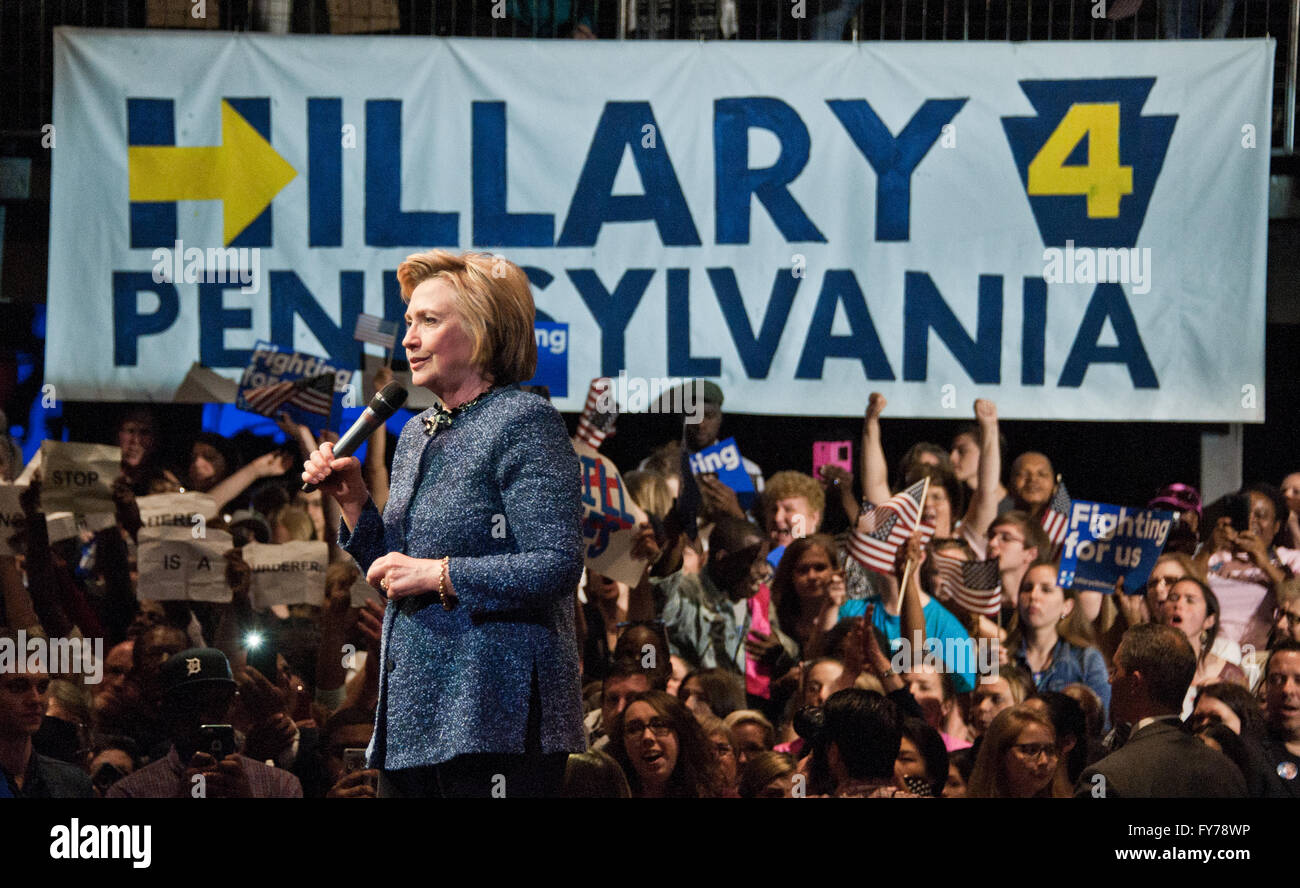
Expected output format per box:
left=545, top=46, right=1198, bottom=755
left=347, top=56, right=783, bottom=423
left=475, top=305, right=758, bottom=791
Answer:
left=607, top=690, right=722, bottom=798
left=967, top=704, right=1063, bottom=798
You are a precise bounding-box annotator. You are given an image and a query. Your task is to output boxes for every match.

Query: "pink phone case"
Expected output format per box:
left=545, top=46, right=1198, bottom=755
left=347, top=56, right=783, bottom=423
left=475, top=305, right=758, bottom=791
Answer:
left=813, top=441, right=853, bottom=477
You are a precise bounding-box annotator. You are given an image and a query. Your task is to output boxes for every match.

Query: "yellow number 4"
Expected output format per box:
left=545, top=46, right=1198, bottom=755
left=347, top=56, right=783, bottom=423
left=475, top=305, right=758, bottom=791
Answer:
left=1027, top=103, right=1133, bottom=218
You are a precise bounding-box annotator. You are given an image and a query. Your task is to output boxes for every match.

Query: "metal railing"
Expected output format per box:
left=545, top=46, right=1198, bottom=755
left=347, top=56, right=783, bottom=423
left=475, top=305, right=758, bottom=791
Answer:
left=0, top=0, right=1296, bottom=151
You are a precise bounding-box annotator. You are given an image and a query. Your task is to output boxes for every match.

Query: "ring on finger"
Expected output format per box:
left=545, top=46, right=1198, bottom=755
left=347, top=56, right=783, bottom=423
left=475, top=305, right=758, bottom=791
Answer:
left=380, top=577, right=390, bottom=593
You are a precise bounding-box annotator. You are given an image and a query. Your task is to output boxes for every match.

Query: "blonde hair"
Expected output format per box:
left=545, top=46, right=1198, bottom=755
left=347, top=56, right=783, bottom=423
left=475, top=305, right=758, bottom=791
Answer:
left=624, top=470, right=672, bottom=520
left=276, top=506, right=315, bottom=542
left=763, top=471, right=825, bottom=516
left=396, top=250, right=537, bottom=385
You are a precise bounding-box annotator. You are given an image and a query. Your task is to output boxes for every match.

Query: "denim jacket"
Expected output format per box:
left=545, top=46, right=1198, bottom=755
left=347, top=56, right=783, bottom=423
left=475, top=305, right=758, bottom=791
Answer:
left=1014, top=637, right=1111, bottom=726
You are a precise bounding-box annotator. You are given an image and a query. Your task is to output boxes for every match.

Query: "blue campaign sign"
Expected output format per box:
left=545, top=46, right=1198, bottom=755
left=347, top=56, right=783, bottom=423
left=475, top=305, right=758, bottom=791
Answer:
left=236, top=341, right=350, bottom=436
left=687, top=437, right=755, bottom=509
left=526, top=322, right=568, bottom=398
left=1057, top=500, right=1174, bottom=594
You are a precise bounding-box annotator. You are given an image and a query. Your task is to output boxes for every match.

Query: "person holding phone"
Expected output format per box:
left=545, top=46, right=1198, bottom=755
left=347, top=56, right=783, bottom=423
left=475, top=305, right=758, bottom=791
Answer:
left=106, top=648, right=302, bottom=798
left=302, top=250, right=585, bottom=799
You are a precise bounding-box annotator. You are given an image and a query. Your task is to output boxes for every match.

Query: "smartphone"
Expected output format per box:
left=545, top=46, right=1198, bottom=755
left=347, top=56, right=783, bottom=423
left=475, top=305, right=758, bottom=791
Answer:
left=198, top=724, right=237, bottom=760
left=1225, top=494, right=1251, bottom=533
left=245, top=627, right=278, bottom=680
left=342, top=748, right=368, bottom=774
left=813, top=440, right=853, bottom=477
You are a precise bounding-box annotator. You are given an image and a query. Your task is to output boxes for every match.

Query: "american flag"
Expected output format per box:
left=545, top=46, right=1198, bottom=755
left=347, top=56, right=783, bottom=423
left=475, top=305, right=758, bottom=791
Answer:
left=931, top=552, right=1003, bottom=617
left=846, top=478, right=936, bottom=575
left=1041, top=478, right=1072, bottom=550
left=243, top=372, right=335, bottom=417
left=353, top=314, right=399, bottom=350
left=574, top=378, right=617, bottom=450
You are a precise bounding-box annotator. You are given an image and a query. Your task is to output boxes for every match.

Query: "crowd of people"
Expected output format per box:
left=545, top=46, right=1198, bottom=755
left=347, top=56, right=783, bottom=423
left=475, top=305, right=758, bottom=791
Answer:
left=1, top=365, right=1297, bottom=799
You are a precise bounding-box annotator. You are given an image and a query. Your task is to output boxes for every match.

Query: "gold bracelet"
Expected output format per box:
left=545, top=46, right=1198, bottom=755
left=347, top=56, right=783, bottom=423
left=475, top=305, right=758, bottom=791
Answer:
left=437, top=556, right=455, bottom=611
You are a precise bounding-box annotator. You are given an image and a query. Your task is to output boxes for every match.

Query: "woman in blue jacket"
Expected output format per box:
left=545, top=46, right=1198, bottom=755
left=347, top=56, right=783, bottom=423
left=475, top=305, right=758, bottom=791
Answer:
left=303, top=250, right=585, bottom=798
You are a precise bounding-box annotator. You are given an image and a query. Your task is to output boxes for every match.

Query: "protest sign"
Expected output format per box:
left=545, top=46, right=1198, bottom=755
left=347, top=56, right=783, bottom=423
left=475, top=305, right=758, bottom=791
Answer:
left=575, top=441, right=649, bottom=588
left=1056, top=500, right=1173, bottom=593
left=136, top=492, right=219, bottom=531
left=137, top=525, right=234, bottom=602
left=39, top=441, right=120, bottom=515
left=242, top=540, right=329, bottom=608
left=687, top=437, right=756, bottom=509
left=45, top=512, right=117, bottom=544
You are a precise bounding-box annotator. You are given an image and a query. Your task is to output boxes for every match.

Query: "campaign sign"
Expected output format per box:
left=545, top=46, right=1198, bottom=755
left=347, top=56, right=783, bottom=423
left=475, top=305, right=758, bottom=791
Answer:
left=575, top=441, right=648, bottom=588
left=1057, top=500, right=1173, bottom=594
left=236, top=341, right=350, bottom=435
left=688, top=437, right=755, bottom=509
left=526, top=322, right=568, bottom=398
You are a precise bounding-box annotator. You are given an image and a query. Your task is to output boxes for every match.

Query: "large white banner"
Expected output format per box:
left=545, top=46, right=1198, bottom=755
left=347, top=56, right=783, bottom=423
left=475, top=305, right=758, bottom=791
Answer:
left=47, top=29, right=1272, bottom=420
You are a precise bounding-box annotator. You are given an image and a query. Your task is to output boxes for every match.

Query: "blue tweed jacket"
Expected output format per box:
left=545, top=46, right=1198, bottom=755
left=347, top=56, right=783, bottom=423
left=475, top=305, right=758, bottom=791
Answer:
left=339, top=385, right=586, bottom=770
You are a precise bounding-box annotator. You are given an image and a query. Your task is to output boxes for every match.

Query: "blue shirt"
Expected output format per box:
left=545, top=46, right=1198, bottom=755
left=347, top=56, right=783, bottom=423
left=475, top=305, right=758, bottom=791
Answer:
left=1015, top=637, right=1112, bottom=725
left=839, top=597, right=977, bottom=693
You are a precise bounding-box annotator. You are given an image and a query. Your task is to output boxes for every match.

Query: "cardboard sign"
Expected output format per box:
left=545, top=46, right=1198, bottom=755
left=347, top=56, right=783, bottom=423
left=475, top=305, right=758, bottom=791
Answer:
left=39, top=441, right=121, bottom=515
left=687, top=437, right=756, bottom=509
left=575, top=441, right=649, bottom=588
left=45, top=511, right=118, bottom=544
left=242, top=541, right=329, bottom=608
left=136, top=492, right=219, bottom=530
left=137, top=525, right=234, bottom=602
left=1056, top=500, right=1174, bottom=593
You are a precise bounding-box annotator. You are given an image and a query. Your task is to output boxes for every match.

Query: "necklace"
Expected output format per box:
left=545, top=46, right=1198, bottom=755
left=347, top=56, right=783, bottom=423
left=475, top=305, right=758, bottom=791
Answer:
left=422, top=386, right=497, bottom=437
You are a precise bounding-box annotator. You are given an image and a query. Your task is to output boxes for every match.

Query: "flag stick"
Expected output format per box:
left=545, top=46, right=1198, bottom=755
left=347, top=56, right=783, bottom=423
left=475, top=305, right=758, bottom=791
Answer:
left=896, top=474, right=930, bottom=611
left=897, top=555, right=915, bottom=613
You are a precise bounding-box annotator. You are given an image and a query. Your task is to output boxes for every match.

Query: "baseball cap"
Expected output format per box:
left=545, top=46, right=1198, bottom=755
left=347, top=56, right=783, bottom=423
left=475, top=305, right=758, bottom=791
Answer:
left=1148, top=483, right=1202, bottom=518
left=158, top=648, right=236, bottom=699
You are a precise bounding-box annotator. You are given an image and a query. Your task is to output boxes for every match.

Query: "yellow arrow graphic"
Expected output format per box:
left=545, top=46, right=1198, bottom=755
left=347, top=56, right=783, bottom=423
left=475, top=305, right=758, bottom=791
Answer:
left=128, top=100, right=297, bottom=245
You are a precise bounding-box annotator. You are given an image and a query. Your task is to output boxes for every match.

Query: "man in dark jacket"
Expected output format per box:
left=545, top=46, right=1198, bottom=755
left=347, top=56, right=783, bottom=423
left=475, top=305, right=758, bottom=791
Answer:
left=1076, top=623, right=1246, bottom=798
left=0, top=634, right=93, bottom=798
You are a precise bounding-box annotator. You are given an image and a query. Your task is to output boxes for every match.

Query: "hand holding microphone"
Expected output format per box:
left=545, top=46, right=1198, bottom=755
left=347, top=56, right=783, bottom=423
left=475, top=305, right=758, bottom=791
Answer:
left=301, top=440, right=366, bottom=504
left=302, top=381, right=408, bottom=501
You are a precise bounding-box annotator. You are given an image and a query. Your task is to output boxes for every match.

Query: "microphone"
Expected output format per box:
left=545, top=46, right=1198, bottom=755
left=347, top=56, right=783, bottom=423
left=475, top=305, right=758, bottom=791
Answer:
left=302, top=381, right=408, bottom=493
